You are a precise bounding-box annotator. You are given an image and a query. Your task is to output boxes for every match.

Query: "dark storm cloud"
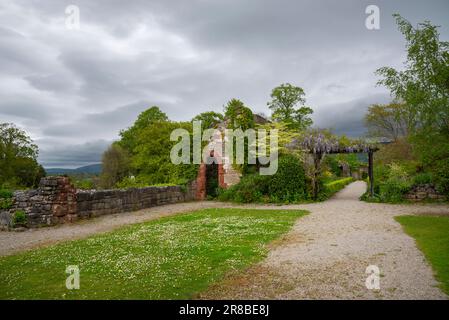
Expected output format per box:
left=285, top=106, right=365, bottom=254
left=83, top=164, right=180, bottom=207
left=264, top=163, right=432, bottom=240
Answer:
left=0, top=0, right=448, bottom=167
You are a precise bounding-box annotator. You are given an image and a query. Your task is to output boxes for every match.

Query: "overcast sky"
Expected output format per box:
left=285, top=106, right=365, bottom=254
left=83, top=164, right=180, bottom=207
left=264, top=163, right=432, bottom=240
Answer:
left=0, top=0, right=448, bottom=168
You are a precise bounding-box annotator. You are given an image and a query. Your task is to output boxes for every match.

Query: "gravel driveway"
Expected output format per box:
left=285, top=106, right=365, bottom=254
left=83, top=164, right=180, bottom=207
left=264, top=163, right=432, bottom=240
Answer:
left=200, top=181, right=449, bottom=299
left=1, top=181, right=448, bottom=299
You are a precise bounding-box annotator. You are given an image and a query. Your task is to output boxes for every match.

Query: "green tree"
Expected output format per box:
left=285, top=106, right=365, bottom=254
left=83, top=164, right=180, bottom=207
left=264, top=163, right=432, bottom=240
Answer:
left=192, top=111, right=224, bottom=130
left=119, top=106, right=169, bottom=153
left=224, top=99, right=254, bottom=130
left=376, top=14, right=449, bottom=133
left=131, top=121, right=197, bottom=185
left=0, top=123, right=44, bottom=188
left=267, top=83, right=313, bottom=130
left=376, top=14, right=449, bottom=196
left=100, top=143, right=131, bottom=188
left=365, top=102, right=412, bottom=140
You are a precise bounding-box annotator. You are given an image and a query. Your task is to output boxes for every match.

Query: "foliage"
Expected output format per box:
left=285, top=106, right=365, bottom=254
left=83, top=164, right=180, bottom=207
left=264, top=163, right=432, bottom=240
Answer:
left=0, top=189, right=13, bottom=210
left=192, top=111, right=224, bottom=130
left=373, top=14, right=449, bottom=201
left=376, top=15, right=449, bottom=133
left=130, top=121, right=198, bottom=186
left=412, top=172, right=433, bottom=185
left=267, top=83, right=313, bottom=130
left=110, top=107, right=199, bottom=188
left=219, top=154, right=307, bottom=203
left=378, top=163, right=412, bottom=203
left=100, top=143, right=131, bottom=189
left=374, top=138, right=416, bottom=166
left=12, top=210, right=26, bottom=226
left=364, top=102, right=412, bottom=140
left=119, top=106, right=169, bottom=153
left=0, top=123, right=45, bottom=188
left=411, top=130, right=449, bottom=196
left=0, top=189, right=13, bottom=199
left=0, top=208, right=306, bottom=299
left=396, top=215, right=449, bottom=295
left=224, top=98, right=254, bottom=130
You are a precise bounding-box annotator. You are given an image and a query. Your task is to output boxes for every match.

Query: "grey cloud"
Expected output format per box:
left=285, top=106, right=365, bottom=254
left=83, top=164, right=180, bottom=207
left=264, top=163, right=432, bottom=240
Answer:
left=313, top=94, right=391, bottom=137
left=38, top=139, right=110, bottom=168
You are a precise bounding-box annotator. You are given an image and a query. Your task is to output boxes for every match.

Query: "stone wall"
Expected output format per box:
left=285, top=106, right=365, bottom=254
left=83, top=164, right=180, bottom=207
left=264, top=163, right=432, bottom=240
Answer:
left=76, top=183, right=196, bottom=218
left=0, top=177, right=198, bottom=229
left=404, top=184, right=446, bottom=202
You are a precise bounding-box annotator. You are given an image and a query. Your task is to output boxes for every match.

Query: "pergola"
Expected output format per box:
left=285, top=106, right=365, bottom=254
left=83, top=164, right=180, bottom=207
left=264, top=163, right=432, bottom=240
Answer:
left=301, top=134, right=379, bottom=199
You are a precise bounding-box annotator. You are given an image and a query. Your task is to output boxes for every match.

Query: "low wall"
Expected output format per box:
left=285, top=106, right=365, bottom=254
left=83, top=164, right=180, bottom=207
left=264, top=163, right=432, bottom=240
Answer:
left=404, top=184, right=446, bottom=202
left=0, top=177, right=197, bottom=229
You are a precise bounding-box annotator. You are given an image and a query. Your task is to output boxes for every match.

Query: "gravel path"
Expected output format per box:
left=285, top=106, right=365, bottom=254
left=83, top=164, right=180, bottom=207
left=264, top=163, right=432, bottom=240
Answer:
left=200, top=181, right=449, bottom=299
left=1, top=181, right=448, bottom=299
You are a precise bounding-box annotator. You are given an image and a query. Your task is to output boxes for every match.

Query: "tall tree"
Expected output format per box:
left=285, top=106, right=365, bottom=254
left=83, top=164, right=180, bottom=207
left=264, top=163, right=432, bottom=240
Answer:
left=100, top=143, right=131, bottom=189
left=376, top=14, right=449, bottom=195
left=0, top=123, right=44, bottom=188
left=224, top=99, right=254, bottom=130
left=119, top=106, right=169, bottom=153
left=192, top=111, right=224, bottom=130
left=267, top=83, right=313, bottom=130
left=376, top=14, right=449, bottom=133
left=364, top=102, right=412, bottom=140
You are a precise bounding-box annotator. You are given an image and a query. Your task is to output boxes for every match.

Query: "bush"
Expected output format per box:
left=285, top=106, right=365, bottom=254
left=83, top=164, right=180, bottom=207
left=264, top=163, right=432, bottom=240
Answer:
left=412, top=172, right=433, bottom=185
left=218, top=174, right=269, bottom=203
left=0, top=189, right=13, bottom=209
left=267, top=154, right=307, bottom=202
left=0, top=189, right=13, bottom=199
left=218, top=154, right=308, bottom=203
left=378, top=163, right=412, bottom=203
left=12, top=210, right=26, bottom=226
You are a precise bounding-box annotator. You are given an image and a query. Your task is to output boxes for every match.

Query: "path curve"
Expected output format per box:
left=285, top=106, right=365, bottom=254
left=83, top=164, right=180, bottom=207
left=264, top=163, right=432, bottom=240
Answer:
left=200, top=181, right=449, bottom=299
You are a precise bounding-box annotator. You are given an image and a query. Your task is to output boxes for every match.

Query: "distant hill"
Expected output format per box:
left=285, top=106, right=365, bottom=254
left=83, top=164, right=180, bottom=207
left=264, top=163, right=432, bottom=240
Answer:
left=45, top=163, right=102, bottom=175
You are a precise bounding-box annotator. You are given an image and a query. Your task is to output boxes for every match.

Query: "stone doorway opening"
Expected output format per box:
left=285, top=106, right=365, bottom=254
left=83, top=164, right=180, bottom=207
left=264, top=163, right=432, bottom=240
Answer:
left=205, top=151, right=219, bottom=198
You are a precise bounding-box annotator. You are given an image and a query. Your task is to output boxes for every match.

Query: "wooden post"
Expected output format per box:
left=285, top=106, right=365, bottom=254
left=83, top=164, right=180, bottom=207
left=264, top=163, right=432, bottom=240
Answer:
left=313, top=153, right=322, bottom=200
left=368, top=151, right=374, bottom=197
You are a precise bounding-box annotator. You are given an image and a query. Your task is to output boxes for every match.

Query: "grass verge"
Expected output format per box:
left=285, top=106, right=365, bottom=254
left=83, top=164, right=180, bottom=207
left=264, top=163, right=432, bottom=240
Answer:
left=0, top=208, right=306, bottom=299
left=395, top=215, right=449, bottom=295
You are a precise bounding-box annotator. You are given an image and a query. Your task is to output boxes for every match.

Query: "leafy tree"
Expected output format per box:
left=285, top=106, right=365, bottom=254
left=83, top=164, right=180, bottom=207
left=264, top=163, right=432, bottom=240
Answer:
left=365, top=102, right=412, bottom=140
left=0, top=123, right=44, bottom=188
left=100, top=143, right=131, bottom=189
left=376, top=14, right=449, bottom=133
left=192, top=111, right=224, bottom=131
left=130, top=121, right=198, bottom=185
left=119, top=106, right=169, bottom=153
left=376, top=15, right=449, bottom=195
left=224, top=99, right=254, bottom=130
left=267, top=83, right=313, bottom=130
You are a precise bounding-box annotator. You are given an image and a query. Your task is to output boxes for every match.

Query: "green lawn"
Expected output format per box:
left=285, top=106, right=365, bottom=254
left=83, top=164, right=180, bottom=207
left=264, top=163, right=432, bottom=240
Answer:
left=0, top=208, right=306, bottom=299
left=395, top=215, right=449, bottom=295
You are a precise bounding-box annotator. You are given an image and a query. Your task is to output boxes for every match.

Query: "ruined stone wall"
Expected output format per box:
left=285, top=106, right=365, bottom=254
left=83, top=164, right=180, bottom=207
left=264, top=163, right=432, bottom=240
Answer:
left=76, top=183, right=196, bottom=218
left=0, top=177, right=198, bottom=229
left=404, top=184, right=446, bottom=202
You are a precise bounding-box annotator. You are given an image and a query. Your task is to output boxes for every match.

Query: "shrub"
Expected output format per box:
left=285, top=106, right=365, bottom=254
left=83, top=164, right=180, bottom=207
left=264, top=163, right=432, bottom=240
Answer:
left=218, top=174, right=269, bottom=203
left=267, top=154, right=307, bottom=202
left=12, top=210, right=26, bottom=226
left=378, top=163, right=412, bottom=203
left=218, top=154, right=308, bottom=203
left=0, top=189, right=13, bottom=209
left=412, top=172, right=433, bottom=185
left=0, top=189, right=13, bottom=199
